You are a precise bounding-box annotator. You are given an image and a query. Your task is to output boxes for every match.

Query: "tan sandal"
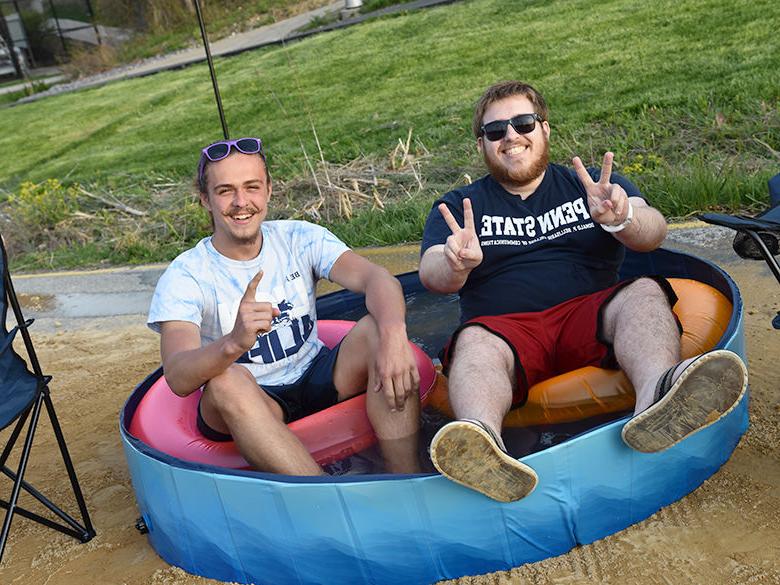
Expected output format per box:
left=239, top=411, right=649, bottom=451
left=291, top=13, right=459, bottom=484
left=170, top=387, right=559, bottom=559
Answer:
left=430, top=419, right=538, bottom=502
left=622, top=349, right=748, bottom=453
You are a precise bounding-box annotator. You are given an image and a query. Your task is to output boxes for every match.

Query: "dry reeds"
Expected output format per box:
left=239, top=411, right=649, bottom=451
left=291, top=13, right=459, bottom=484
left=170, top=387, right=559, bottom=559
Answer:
left=276, top=128, right=430, bottom=223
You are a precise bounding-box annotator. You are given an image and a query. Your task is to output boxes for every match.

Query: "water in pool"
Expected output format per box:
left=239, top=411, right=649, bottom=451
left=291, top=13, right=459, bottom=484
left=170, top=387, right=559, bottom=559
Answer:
left=317, top=280, right=629, bottom=476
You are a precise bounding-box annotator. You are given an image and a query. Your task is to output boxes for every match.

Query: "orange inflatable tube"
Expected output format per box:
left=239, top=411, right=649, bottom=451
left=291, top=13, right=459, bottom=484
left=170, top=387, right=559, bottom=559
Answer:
left=426, top=278, right=733, bottom=427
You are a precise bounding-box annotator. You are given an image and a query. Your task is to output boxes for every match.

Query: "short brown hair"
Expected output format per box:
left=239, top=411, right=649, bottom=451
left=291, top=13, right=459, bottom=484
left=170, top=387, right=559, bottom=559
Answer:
left=197, top=152, right=270, bottom=194
left=472, top=81, right=548, bottom=139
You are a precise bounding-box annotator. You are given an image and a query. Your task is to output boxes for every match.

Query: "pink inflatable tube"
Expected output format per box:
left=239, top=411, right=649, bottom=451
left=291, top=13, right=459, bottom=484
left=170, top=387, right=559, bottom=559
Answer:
left=128, top=320, right=436, bottom=468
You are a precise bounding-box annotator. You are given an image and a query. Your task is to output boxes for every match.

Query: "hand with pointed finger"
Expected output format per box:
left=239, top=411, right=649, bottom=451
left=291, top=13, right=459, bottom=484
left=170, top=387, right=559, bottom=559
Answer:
left=573, top=152, right=630, bottom=227
left=372, top=331, right=420, bottom=411
left=229, top=270, right=281, bottom=352
left=438, top=198, right=483, bottom=274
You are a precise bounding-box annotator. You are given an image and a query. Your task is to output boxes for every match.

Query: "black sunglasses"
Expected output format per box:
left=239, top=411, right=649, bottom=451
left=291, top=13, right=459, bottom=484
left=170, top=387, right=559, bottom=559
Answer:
left=480, top=113, right=544, bottom=142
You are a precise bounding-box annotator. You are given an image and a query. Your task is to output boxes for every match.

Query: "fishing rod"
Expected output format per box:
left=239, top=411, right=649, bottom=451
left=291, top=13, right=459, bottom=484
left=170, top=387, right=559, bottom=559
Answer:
left=193, top=0, right=229, bottom=139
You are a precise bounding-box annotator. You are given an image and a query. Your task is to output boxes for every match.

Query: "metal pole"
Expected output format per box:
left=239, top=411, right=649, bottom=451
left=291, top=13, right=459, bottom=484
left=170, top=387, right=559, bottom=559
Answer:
left=47, top=0, right=69, bottom=58
left=83, top=0, right=102, bottom=46
left=0, top=9, right=23, bottom=78
left=10, top=0, right=35, bottom=68
left=193, top=0, right=229, bottom=140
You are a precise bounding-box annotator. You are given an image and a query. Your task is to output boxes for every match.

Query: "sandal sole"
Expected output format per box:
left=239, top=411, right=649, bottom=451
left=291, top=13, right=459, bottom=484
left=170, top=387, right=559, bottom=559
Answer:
left=622, top=350, right=748, bottom=453
left=430, top=420, right=538, bottom=502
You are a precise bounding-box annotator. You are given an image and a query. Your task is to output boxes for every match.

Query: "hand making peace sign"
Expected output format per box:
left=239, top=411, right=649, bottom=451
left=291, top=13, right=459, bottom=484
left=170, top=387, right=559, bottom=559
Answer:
left=438, top=197, right=483, bottom=273
left=572, top=152, right=631, bottom=228
left=230, top=270, right=281, bottom=351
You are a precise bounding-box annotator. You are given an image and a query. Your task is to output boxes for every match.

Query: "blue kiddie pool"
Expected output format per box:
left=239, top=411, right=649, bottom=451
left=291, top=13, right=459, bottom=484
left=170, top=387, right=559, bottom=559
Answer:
left=120, top=247, right=748, bottom=585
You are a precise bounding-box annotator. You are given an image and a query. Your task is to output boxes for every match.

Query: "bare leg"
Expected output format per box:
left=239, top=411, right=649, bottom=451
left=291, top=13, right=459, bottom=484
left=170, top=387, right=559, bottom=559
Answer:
left=429, top=326, right=538, bottom=502
left=200, top=364, right=322, bottom=475
left=446, top=326, right=515, bottom=443
left=603, top=278, right=748, bottom=452
left=334, top=316, right=421, bottom=474
left=601, top=278, right=680, bottom=414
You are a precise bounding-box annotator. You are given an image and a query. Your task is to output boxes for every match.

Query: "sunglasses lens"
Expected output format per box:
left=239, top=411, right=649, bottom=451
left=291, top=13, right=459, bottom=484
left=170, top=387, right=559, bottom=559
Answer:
left=510, top=115, right=537, bottom=135
left=482, top=115, right=539, bottom=141
left=511, top=122, right=535, bottom=134
left=205, top=143, right=230, bottom=161
left=483, top=121, right=509, bottom=141
left=236, top=138, right=262, bottom=154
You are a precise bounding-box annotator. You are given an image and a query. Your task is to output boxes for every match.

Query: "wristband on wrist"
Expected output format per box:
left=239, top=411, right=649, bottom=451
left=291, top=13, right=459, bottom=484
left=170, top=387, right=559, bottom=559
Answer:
left=600, top=200, right=634, bottom=233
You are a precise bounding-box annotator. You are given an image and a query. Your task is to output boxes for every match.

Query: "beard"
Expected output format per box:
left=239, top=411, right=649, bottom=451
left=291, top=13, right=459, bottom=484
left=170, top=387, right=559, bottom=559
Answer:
left=219, top=206, right=263, bottom=245
left=230, top=230, right=261, bottom=246
left=483, top=135, right=550, bottom=191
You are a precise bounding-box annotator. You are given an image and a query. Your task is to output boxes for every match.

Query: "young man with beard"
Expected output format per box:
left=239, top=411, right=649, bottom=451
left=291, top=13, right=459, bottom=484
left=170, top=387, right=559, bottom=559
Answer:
left=419, top=81, right=748, bottom=502
left=148, top=138, right=421, bottom=475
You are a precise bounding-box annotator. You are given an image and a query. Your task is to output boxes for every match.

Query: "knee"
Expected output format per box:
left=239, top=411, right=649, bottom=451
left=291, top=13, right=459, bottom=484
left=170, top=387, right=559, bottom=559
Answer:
left=622, top=277, right=668, bottom=303
left=349, top=315, right=379, bottom=343
left=610, top=278, right=669, bottom=315
left=202, top=365, right=267, bottom=415
left=455, top=325, right=506, bottom=350
left=205, top=364, right=252, bottom=394
left=603, top=278, right=674, bottom=339
left=452, top=326, right=514, bottom=370
left=340, top=316, right=381, bottom=361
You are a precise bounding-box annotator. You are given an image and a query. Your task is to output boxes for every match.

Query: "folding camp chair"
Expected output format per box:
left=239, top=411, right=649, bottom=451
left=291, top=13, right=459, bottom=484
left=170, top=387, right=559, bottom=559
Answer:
left=700, top=172, right=780, bottom=329
left=0, top=235, right=95, bottom=564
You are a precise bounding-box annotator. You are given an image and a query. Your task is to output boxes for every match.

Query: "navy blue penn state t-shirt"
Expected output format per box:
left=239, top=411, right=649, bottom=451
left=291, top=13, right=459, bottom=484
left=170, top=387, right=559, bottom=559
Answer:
left=420, top=163, right=643, bottom=322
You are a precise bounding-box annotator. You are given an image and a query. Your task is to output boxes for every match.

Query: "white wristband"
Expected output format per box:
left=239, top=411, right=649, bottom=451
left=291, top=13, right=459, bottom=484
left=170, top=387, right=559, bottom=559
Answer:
left=600, top=200, right=634, bottom=233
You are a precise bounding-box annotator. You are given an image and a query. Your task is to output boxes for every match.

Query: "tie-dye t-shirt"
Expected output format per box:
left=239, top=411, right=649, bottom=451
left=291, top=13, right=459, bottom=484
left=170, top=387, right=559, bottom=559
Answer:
left=147, top=220, right=349, bottom=386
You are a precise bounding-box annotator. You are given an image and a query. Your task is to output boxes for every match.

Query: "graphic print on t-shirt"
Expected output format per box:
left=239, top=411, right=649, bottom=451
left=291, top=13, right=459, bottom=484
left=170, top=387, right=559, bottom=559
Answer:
left=478, top=197, right=594, bottom=247
left=420, top=164, right=642, bottom=319
left=219, top=278, right=314, bottom=366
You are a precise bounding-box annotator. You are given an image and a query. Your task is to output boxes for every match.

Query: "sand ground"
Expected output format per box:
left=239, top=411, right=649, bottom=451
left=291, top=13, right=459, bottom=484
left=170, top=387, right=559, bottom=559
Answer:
left=0, top=254, right=778, bottom=585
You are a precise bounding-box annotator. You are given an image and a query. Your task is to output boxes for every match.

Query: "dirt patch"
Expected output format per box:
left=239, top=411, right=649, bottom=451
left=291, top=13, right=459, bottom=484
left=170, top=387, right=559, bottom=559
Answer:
left=0, top=262, right=778, bottom=585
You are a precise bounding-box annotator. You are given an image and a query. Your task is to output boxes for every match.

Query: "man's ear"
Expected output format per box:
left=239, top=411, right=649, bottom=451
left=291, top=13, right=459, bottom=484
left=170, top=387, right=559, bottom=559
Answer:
left=477, top=136, right=484, bottom=155
left=199, top=191, right=211, bottom=212
left=542, top=120, right=551, bottom=140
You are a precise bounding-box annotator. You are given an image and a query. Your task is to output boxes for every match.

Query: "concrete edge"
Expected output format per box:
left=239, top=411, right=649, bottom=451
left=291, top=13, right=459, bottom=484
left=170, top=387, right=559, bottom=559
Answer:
left=12, top=220, right=712, bottom=279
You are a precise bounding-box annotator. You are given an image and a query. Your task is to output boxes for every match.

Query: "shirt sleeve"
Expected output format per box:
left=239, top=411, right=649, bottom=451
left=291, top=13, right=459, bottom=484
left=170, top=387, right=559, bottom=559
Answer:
left=298, top=222, right=350, bottom=281
left=147, top=263, right=205, bottom=333
left=420, top=190, right=465, bottom=256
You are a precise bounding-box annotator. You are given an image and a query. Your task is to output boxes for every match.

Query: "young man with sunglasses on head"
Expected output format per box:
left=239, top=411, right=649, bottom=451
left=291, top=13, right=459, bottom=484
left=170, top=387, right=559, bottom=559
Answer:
left=419, top=81, right=748, bottom=502
left=148, top=138, right=421, bottom=475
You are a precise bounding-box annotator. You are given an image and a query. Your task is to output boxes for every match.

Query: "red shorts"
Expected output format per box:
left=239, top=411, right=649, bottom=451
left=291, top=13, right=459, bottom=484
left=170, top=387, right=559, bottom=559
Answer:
left=442, top=277, right=679, bottom=406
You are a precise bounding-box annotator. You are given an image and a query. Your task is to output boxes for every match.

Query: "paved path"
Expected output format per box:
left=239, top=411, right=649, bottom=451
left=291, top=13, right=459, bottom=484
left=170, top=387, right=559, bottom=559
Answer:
left=9, top=223, right=773, bottom=333
left=46, top=18, right=131, bottom=46
left=0, top=73, right=66, bottom=97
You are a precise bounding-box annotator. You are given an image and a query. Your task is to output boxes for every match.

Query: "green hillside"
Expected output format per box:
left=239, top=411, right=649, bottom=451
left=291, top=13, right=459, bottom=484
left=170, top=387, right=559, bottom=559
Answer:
left=0, top=0, right=778, bottom=268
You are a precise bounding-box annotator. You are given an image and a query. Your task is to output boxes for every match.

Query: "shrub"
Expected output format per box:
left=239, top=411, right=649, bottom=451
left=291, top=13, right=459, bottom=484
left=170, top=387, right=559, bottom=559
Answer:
left=2, top=179, right=82, bottom=256
left=7, top=179, right=79, bottom=230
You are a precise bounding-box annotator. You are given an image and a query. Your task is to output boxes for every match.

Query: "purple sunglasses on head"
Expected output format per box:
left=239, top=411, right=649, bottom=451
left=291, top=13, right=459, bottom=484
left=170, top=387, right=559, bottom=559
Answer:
left=197, top=137, right=265, bottom=184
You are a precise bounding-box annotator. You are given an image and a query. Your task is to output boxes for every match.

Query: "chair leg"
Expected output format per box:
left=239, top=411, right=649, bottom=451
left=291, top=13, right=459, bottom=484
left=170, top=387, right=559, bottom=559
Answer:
left=0, top=393, right=44, bottom=563
left=743, top=230, right=780, bottom=329
left=0, top=391, right=96, bottom=565
left=0, top=408, right=31, bottom=469
left=42, top=391, right=95, bottom=540
left=744, top=230, right=780, bottom=284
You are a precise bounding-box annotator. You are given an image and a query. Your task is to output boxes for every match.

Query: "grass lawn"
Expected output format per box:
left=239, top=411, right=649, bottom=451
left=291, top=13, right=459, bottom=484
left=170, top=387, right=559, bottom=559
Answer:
left=0, top=0, right=778, bottom=269
left=101, top=0, right=335, bottom=63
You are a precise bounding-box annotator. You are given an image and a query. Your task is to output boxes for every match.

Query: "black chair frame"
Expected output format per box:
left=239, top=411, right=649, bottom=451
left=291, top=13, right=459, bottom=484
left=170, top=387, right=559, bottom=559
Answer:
left=700, top=173, right=780, bottom=329
left=0, top=236, right=95, bottom=564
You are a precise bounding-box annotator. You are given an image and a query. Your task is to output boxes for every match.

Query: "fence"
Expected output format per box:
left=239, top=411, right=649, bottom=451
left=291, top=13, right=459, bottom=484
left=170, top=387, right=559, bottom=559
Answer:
left=0, top=0, right=101, bottom=75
